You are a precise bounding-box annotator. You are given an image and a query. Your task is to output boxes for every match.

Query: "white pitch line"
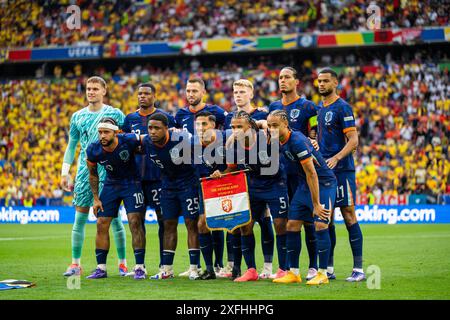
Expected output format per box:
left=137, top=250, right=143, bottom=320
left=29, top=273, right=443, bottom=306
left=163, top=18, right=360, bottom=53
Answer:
left=368, top=234, right=450, bottom=240
left=0, top=236, right=66, bottom=241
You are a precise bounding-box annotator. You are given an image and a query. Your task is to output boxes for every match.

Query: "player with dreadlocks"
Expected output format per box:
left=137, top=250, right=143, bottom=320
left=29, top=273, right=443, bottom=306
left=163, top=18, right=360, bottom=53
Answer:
left=267, top=109, right=336, bottom=285
left=211, top=111, right=289, bottom=282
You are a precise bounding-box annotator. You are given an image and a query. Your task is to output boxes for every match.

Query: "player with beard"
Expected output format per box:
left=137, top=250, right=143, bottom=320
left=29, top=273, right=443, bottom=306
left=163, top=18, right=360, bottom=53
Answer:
left=316, top=68, right=364, bottom=282
left=85, top=118, right=146, bottom=280
left=175, top=77, right=228, bottom=277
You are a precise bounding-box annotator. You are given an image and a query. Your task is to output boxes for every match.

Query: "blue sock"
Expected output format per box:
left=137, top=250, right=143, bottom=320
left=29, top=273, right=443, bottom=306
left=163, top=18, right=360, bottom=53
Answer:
left=287, top=231, right=301, bottom=269
left=189, top=249, right=201, bottom=267
left=260, top=217, right=274, bottom=263
left=241, top=234, right=256, bottom=269
left=328, top=224, right=336, bottom=268
left=276, top=234, right=287, bottom=271
left=347, top=223, right=363, bottom=269
left=199, top=233, right=214, bottom=272
left=304, top=223, right=318, bottom=269
left=158, top=219, right=164, bottom=268
left=162, top=250, right=175, bottom=266
left=95, top=249, right=108, bottom=265
left=316, top=229, right=331, bottom=270
left=212, top=230, right=224, bottom=268
left=232, top=233, right=242, bottom=272
left=134, top=249, right=145, bottom=265
left=226, top=233, right=234, bottom=262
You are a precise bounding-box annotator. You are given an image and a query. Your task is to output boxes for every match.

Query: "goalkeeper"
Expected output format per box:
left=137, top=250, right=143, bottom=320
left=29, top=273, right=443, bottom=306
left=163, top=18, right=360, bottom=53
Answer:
left=61, top=76, right=128, bottom=277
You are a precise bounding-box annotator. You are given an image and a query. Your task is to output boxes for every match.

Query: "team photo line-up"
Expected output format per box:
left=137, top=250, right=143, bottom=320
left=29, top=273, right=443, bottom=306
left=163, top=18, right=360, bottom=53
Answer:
left=60, top=66, right=364, bottom=285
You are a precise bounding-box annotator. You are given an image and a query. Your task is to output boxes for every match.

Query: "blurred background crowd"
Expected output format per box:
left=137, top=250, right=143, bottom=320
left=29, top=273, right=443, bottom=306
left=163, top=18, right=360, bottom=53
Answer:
left=1, top=0, right=448, bottom=48
left=0, top=0, right=448, bottom=206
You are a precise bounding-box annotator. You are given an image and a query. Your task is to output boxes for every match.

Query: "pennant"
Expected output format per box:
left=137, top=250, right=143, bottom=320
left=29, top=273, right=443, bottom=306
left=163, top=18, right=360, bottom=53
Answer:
left=200, top=171, right=251, bottom=232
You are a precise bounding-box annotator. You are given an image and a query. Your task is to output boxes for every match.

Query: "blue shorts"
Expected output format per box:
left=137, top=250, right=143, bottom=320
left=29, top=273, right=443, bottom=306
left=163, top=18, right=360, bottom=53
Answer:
left=289, top=180, right=337, bottom=224
left=142, top=180, right=161, bottom=211
left=334, top=171, right=356, bottom=208
left=98, top=182, right=145, bottom=218
left=160, top=184, right=200, bottom=220
left=249, top=181, right=289, bottom=222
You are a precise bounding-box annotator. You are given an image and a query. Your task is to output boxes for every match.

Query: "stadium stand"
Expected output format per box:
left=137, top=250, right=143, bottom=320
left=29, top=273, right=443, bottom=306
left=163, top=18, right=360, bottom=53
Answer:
left=1, top=0, right=448, bottom=48
left=0, top=50, right=448, bottom=206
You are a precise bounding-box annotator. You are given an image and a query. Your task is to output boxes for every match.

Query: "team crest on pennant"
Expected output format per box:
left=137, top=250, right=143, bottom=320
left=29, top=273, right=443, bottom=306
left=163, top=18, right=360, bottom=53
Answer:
left=201, top=171, right=251, bottom=232
left=290, top=109, right=300, bottom=119
left=325, top=111, right=333, bottom=125
left=119, top=150, right=129, bottom=161
left=221, top=199, right=233, bottom=213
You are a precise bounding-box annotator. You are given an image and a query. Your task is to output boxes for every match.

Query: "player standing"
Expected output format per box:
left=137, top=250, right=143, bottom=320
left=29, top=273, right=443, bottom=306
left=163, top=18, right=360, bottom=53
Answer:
left=122, top=83, right=176, bottom=273
left=175, top=77, right=228, bottom=276
left=269, top=67, right=320, bottom=281
left=142, top=113, right=201, bottom=280
left=61, top=76, right=128, bottom=277
left=225, top=79, right=276, bottom=279
left=175, top=77, right=227, bottom=134
left=316, top=68, right=364, bottom=282
left=85, top=118, right=146, bottom=279
left=211, top=111, right=289, bottom=282
left=193, top=111, right=228, bottom=280
left=267, top=110, right=336, bottom=285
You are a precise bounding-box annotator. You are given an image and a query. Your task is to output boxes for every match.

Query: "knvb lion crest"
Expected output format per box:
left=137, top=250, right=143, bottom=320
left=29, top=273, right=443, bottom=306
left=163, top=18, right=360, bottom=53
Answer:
left=119, top=150, right=130, bottom=161
left=169, top=147, right=180, bottom=160
left=216, top=146, right=225, bottom=157
left=221, top=199, right=233, bottom=213
left=290, top=109, right=300, bottom=119
left=325, top=111, right=333, bottom=125
left=258, top=150, right=270, bottom=165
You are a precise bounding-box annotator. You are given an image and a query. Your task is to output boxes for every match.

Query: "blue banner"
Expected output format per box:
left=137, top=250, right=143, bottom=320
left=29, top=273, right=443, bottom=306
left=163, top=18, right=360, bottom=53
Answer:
left=30, top=46, right=103, bottom=61
left=0, top=205, right=449, bottom=225
left=334, top=205, right=450, bottom=224
left=421, top=28, right=445, bottom=42
left=111, top=42, right=179, bottom=57
left=0, top=206, right=156, bottom=224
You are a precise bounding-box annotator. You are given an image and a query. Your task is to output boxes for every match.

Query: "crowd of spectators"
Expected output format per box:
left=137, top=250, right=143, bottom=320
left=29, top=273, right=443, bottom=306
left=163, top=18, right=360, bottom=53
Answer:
left=0, top=50, right=448, bottom=206
left=1, top=0, right=448, bottom=49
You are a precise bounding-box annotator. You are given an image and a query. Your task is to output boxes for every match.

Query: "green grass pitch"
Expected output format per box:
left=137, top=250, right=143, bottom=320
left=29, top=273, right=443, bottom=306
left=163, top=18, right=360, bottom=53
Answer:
left=0, top=224, right=449, bottom=300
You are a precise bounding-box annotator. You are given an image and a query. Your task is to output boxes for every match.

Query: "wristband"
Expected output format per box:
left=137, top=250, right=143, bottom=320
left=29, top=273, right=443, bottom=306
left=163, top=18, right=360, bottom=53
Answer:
left=61, top=163, right=71, bottom=176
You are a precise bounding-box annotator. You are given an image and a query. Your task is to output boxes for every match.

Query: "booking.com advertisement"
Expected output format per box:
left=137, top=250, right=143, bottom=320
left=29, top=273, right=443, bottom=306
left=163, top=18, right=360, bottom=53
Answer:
left=1, top=205, right=449, bottom=225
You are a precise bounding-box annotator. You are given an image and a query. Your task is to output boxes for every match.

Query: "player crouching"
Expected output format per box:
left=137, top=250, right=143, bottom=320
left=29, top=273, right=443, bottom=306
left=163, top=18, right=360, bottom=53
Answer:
left=85, top=118, right=147, bottom=280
